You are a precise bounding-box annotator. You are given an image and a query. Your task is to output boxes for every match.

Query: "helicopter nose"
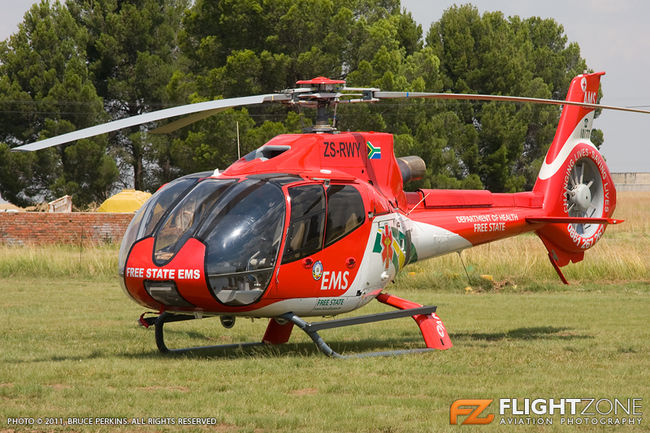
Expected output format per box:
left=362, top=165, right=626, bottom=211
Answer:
left=123, top=237, right=208, bottom=310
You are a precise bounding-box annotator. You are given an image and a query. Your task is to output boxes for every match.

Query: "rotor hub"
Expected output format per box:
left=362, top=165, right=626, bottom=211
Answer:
left=563, top=157, right=606, bottom=237
left=568, top=183, right=592, bottom=211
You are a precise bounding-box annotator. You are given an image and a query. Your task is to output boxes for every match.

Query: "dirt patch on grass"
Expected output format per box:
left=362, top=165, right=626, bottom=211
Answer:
left=47, top=384, right=72, bottom=390
left=289, top=387, right=318, bottom=396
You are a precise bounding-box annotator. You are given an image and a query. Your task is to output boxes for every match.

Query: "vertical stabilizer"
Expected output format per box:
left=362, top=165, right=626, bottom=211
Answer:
left=535, top=71, right=605, bottom=186
left=532, top=72, right=617, bottom=269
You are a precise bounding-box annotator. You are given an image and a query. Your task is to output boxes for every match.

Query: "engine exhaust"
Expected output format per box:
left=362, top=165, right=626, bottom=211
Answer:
left=397, top=156, right=426, bottom=183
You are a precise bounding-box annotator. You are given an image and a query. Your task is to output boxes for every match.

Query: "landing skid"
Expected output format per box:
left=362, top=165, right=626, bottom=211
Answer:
left=281, top=306, right=439, bottom=358
left=139, top=293, right=452, bottom=357
left=151, top=312, right=267, bottom=354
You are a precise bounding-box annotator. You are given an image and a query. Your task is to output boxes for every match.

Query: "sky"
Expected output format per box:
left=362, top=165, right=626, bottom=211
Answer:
left=1, top=0, right=649, bottom=174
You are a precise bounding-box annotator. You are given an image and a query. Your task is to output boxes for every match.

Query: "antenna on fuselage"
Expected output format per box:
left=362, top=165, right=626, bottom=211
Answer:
left=236, top=121, right=241, bottom=159
left=457, top=251, right=472, bottom=286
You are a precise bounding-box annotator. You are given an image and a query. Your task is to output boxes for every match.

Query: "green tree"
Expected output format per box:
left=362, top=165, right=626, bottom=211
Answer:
left=0, top=1, right=598, bottom=201
left=0, top=0, right=117, bottom=207
left=176, top=2, right=592, bottom=193
left=426, top=5, right=593, bottom=191
left=171, top=0, right=430, bottom=172
left=67, top=0, right=189, bottom=190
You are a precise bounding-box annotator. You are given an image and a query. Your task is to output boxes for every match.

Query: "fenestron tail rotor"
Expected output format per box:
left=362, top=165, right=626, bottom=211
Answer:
left=565, top=158, right=604, bottom=236
left=12, top=74, right=650, bottom=152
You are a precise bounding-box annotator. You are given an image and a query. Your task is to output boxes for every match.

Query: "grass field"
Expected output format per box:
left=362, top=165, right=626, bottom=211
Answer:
left=0, top=192, right=648, bottom=432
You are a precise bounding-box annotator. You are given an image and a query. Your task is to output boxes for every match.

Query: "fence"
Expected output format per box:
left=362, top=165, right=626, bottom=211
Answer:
left=612, top=172, right=650, bottom=191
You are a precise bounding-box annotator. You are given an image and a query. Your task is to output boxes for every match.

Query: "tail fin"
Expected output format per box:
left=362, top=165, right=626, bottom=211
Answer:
left=532, top=72, right=617, bottom=270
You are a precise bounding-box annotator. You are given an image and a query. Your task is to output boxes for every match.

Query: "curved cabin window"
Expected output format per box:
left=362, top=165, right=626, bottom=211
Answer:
left=198, top=180, right=285, bottom=306
left=325, top=185, right=365, bottom=246
left=153, top=179, right=233, bottom=265
left=282, top=185, right=326, bottom=263
left=137, top=172, right=211, bottom=240
left=119, top=173, right=210, bottom=275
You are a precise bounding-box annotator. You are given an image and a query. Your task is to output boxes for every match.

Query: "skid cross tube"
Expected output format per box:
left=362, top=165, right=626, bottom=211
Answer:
left=280, top=305, right=438, bottom=358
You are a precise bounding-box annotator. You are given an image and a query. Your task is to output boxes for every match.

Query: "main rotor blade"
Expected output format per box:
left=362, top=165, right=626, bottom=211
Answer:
left=12, top=93, right=290, bottom=152
left=13, top=83, right=650, bottom=153
left=373, top=92, right=650, bottom=115
left=149, top=108, right=227, bottom=134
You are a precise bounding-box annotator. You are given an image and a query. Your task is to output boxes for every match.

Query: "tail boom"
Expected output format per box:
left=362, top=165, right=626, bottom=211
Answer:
left=406, top=190, right=545, bottom=261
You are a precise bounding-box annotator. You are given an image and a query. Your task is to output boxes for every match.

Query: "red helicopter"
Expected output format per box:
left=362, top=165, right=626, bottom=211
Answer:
left=14, top=72, right=647, bottom=357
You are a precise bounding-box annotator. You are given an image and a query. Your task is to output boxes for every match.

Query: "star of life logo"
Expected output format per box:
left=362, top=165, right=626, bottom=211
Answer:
left=450, top=398, right=643, bottom=426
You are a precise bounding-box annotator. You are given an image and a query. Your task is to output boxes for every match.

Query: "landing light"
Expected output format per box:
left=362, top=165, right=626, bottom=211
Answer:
left=144, top=281, right=193, bottom=307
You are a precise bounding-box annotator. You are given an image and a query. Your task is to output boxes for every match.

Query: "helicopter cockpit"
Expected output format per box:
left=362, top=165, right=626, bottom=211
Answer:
left=119, top=170, right=367, bottom=309
left=118, top=173, right=288, bottom=307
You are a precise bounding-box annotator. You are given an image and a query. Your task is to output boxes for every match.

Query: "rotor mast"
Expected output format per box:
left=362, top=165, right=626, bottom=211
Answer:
left=294, top=77, right=346, bottom=133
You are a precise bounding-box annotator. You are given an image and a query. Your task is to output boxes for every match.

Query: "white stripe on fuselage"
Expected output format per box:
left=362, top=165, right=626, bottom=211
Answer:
left=538, top=112, right=597, bottom=180
left=409, top=220, right=472, bottom=261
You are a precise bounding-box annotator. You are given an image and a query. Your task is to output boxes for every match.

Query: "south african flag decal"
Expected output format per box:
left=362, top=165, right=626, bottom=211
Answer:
left=367, top=141, right=381, bottom=159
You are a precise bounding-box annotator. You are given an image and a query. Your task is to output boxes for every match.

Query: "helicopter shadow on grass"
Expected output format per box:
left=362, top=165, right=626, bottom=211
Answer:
left=118, top=326, right=437, bottom=360
left=4, top=350, right=110, bottom=364
left=449, top=326, right=594, bottom=342
left=110, top=322, right=450, bottom=359
left=121, top=326, right=593, bottom=360
left=1, top=326, right=427, bottom=363
left=3, top=327, right=595, bottom=363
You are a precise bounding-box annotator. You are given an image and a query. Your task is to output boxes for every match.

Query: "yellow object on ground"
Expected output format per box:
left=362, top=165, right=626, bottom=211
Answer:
left=0, top=203, right=24, bottom=212
left=97, top=189, right=151, bottom=213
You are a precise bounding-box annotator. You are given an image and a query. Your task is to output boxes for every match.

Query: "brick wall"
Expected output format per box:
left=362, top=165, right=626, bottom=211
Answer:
left=0, top=212, right=134, bottom=246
